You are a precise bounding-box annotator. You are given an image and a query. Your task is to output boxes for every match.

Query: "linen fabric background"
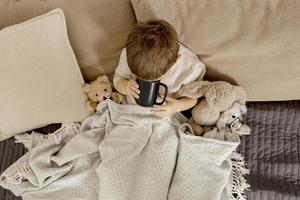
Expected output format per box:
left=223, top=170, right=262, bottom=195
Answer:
left=1, top=0, right=299, bottom=101
left=0, top=0, right=136, bottom=81
left=131, top=0, right=300, bottom=101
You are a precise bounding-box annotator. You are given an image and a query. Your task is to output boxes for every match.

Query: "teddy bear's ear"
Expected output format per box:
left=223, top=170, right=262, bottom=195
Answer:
left=82, top=84, right=91, bottom=93
left=235, top=86, right=246, bottom=104
left=96, top=75, right=109, bottom=82
left=240, top=104, right=247, bottom=114
left=232, top=102, right=247, bottom=114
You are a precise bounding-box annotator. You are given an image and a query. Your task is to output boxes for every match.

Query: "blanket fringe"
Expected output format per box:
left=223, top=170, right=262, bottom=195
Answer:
left=14, top=133, right=32, bottom=150
left=0, top=162, right=31, bottom=185
left=230, top=152, right=250, bottom=200
left=14, top=122, right=80, bottom=150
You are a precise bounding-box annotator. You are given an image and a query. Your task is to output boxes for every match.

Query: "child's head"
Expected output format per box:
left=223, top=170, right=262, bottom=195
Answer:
left=126, top=19, right=179, bottom=80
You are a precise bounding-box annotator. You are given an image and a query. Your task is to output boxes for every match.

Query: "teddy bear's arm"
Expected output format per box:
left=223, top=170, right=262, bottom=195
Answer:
left=87, top=101, right=98, bottom=111
left=111, top=92, right=124, bottom=104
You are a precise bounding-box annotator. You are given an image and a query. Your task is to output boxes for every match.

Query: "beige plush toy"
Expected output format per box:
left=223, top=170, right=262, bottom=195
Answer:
left=174, top=80, right=246, bottom=135
left=203, top=102, right=250, bottom=141
left=216, top=102, right=247, bottom=131
left=82, top=75, right=123, bottom=111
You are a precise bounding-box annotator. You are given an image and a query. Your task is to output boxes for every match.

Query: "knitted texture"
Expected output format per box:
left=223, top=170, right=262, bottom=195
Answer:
left=0, top=100, right=246, bottom=200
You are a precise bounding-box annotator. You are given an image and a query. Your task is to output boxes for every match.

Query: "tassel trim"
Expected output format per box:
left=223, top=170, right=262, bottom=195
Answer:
left=230, top=152, right=250, bottom=200
left=14, top=122, right=80, bottom=150
left=0, top=163, right=31, bottom=185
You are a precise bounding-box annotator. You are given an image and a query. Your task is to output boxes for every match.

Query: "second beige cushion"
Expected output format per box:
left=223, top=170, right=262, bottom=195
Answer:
left=0, top=0, right=136, bottom=81
left=0, top=9, right=90, bottom=140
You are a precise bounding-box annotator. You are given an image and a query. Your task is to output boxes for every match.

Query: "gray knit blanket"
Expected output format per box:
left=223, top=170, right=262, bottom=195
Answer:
left=0, top=100, right=248, bottom=200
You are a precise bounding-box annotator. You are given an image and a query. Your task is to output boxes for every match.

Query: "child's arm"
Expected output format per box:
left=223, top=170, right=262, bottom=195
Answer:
left=113, top=48, right=140, bottom=99
left=151, top=96, right=197, bottom=118
left=114, top=78, right=140, bottom=99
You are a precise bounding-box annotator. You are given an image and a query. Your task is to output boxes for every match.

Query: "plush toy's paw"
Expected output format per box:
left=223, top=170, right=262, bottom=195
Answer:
left=111, top=92, right=124, bottom=104
left=239, top=124, right=251, bottom=135
left=87, top=101, right=98, bottom=112
left=233, top=124, right=251, bottom=136
left=224, top=131, right=240, bottom=142
left=230, top=119, right=251, bottom=136
left=188, top=118, right=204, bottom=135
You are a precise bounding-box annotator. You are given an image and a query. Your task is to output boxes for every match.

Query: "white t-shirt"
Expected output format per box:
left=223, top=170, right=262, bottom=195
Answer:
left=113, top=43, right=206, bottom=102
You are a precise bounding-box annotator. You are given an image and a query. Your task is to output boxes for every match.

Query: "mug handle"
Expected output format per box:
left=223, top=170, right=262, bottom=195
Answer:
left=155, top=83, right=168, bottom=105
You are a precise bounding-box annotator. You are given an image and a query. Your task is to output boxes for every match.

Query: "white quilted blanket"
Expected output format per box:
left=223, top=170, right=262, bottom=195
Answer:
left=0, top=100, right=247, bottom=200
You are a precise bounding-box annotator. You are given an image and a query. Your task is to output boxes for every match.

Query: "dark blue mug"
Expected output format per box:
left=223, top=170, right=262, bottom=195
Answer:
left=135, top=79, right=168, bottom=107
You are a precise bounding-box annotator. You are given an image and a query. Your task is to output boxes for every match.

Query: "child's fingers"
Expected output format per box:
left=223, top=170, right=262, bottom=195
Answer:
left=151, top=108, right=162, bottom=111
left=131, top=80, right=139, bottom=88
left=152, top=105, right=166, bottom=111
left=152, top=105, right=162, bottom=110
left=132, top=93, right=139, bottom=99
left=130, top=85, right=140, bottom=94
left=130, top=90, right=139, bottom=99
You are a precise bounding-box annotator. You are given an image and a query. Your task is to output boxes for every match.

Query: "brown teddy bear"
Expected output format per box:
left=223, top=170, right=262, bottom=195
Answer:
left=174, top=80, right=246, bottom=135
left=82, top=75, right=123, bottom=111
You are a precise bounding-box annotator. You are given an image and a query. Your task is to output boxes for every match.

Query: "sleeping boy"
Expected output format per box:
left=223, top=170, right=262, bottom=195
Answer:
left=113, top=20, right=206, bottom=118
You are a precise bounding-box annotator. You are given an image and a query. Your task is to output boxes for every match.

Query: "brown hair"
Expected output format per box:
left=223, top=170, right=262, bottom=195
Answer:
left=125, top=19, right=179, bottom=80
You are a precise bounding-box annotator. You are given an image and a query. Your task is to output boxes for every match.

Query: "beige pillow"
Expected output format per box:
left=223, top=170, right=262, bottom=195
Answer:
left=0, top=9, right=90, bottom=141
left=131, top=0, right=300, bottom=101
left=0, top=0, right=136, bottom=81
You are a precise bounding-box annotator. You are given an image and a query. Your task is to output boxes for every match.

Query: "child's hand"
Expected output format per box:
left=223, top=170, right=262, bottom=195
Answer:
left=151, top=97, right=179, bottom=118
left=125, top=79, right=140, bottom=99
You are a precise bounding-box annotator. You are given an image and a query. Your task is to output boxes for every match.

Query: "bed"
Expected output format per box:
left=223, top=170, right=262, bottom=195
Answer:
left=1, top=101, right=299, bottom=200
